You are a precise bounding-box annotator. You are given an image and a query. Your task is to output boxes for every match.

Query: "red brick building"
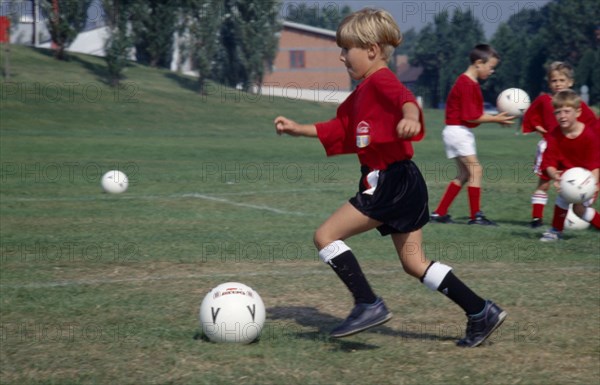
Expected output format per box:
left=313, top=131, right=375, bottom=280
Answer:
left=262, top=21, right=351, bottom=94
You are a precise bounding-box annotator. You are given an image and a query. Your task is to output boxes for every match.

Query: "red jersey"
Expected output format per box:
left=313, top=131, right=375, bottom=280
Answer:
left=541, top=124, right=600, bottom=172
left=521, top=93, right=597, bottom=138
left=315, top=68, right=424, bottom=171
left=445, top=74, right=483, bottom=128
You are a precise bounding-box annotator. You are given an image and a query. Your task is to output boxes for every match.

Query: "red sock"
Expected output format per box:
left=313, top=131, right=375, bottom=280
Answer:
left=435, top=182, right=462, bottom=216
left=532, top=204, right=545, bottom=219
left=468, top=186, right=481, bottom=219
left=591, top=211, right=600, bottom=229
left=551, top=205, right=568, bottom=232
left=531, top=191, right=548, bottom=219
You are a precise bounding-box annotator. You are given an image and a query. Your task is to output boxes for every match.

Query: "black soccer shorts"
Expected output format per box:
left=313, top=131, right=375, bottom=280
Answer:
left=349, top=160, right=430, bottom=235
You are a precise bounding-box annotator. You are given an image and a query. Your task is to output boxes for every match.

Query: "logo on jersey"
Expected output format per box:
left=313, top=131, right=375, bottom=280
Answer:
left=356, top=121, right=371, bottom=148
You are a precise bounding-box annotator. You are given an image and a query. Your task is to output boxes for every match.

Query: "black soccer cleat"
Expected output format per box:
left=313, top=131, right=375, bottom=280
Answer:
left=330, top=298, right=392, bottom=338
left=457, top=300, right=507, bottom=347
left=467, top=211, right=498, bottom=226
left=430, top=212, right=456, bottom=224
left=529, top=218, right=544, bottom=228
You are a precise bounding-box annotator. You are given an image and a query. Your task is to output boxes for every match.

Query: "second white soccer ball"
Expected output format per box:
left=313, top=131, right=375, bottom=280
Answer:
left=564, top=205, right=590, bottom=231
left=496, top=88, right=531, bottom=117
left=559, top=167, right=597, bottom=204
left=101, top=170, right=129, bottom=194
left=199, top=282, right=266, bottom=344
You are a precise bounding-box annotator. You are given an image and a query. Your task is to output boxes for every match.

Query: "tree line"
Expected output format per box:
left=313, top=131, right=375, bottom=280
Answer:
left=406, top=0, right=600, bottom=108
left=40, top=0, right=281, bottom=92
left=39, top=0, right=599, bottom=106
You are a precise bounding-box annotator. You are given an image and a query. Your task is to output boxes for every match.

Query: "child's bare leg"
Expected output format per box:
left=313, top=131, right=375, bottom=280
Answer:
left=392, top=229, right=506, bottom=347
left=314, top=202, right=381, bottom=249
left=456, top=155, right=490, bottom=222
left=456, top=155, right=482, bottom=187
left=315, top=203, right=392, bottom=337
left=391, top=230, right=485, bottom=315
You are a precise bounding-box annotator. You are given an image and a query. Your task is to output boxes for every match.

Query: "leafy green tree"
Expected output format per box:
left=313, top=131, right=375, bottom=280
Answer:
left=213, top=0, right=280, bottom=91
left=102, top=0, right=134, bottom=86
left=179, top=0, right=223, bottom=94
left=488, top=0, right=599, bottom=105
left=130, top=0, right=179, bottom=68
left=575, top=49, right=600, bottom=107
left=411, top=9, right=484, bottom=108
left=41, top=0, right=92, bottom=60
left=489, top=6, right=548, bottom=100
left=540, top=0, right=600, bottom=64
left=283, top=2, right=352, bottom=30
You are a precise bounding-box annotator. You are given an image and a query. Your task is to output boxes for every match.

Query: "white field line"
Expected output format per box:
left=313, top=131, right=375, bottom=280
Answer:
left=1, top=266, right=596, bottom=290
left=1, top=190, right=315, bottom=216
left=1, top=269, right=329, bottom=289
left=179, top=193, right=306, bottom=215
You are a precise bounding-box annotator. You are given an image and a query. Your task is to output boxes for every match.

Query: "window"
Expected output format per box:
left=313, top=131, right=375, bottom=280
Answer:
left=290, top=50, right=305, bottom=69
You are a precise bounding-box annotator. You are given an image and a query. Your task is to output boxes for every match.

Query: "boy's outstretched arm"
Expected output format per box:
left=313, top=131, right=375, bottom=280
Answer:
left=274, top=116, right=318, bottom=137
left=468, top=111, right=515, bottom=126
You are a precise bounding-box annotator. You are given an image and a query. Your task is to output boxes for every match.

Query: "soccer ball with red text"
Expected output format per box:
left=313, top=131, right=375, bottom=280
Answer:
left=559, top=167, right=597, bottom=204
left=496, top=88, right=531, bottom=117
left=101, top=170, right=128, bottom=194
left=199, top=282, right=266, bottom=344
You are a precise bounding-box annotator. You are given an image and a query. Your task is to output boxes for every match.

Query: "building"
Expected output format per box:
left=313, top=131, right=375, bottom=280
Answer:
left=260, top=21, right=351, bottom=104
left=5, top=3, right=424, bottom=104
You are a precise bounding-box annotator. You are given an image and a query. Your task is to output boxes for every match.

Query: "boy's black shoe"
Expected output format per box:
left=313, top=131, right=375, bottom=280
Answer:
left=457, top=300, right=507, bottom=347
left=467, top=212, right=497, bottom=226
left=330, top=298, right=392, bottom=338
left=430, top=212, right=455, bottom=224
left=529, top=218, right=543, bottom=228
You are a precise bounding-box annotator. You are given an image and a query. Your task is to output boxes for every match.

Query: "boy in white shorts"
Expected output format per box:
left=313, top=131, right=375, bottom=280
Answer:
left=430, top=44, right=514, bottom=225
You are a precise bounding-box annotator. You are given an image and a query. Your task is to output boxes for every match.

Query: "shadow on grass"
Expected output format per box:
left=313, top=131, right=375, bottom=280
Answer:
left=32, top=47, right=111, bottom=84
left=267, top=305, right=457, bottom=350
left=164, top=72, right=199, bottom=93
left=69, top=55, right=111, bottom=84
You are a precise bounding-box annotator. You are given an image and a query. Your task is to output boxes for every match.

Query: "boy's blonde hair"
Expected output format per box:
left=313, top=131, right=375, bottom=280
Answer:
left=336, top=8, right=402, bottom=61
left=547, top=61, right=574, bottom=81
left=552, top=89, right=581, bottom=110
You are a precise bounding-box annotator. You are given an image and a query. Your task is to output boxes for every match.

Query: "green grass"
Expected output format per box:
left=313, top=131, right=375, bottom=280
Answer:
left=1, top=45, right=599, bottom=385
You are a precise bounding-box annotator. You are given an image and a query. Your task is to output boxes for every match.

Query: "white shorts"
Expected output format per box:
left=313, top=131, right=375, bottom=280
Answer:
left=533, top=139, right=547, bottom=176
left=442, top=125, right=476, bottom=159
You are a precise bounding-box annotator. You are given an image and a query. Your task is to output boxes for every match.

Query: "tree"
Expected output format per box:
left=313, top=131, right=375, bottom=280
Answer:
left=213, top=0, right=280, bottom=91
left=489, top=6, right=548, bottom=99
left=41, top=0, right=92, bottom=60
left=283, top=2, right=352, bottom=30
left=575, top=49, right=600, bottom=105
left=179, top=0, right=223, bottom=94
left=130, top=0, right=179, bottom=68
left=487, top=0, right=600, bottom=105
left=102, top=0, right=134, bottom=86
left=411, top=9, right=484, bottom=107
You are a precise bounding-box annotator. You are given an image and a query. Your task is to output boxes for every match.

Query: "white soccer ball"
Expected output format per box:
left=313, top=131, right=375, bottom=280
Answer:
left=496, top=88, right=531, bottom=117
left=101, top=170, right=129, bottom=194
left=199, top=282, right=266, bottom=344
left=564, top=204, right=590, bottom=231
left=559, top=167, right=597, bottom=204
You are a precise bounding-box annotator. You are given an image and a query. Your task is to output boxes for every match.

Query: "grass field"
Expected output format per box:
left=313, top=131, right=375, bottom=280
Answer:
left=1, top=45, right=599, bottom=385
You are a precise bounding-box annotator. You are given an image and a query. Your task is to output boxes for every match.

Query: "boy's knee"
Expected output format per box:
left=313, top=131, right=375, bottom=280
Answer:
left=313, top=229, right=330, bottom=250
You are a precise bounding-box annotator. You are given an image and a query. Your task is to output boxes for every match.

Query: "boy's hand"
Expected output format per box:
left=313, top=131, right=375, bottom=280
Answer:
left=534, top=125, right=548, bottom=134
left=552, top=171, right=562, bottom=191
left=495, top=111, right=515, bottom=126
left=397, top=118, right=421, bottom=138
left=274, top=116, right=300, bottom=136
left=274, top=116, right=318, bottom=137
